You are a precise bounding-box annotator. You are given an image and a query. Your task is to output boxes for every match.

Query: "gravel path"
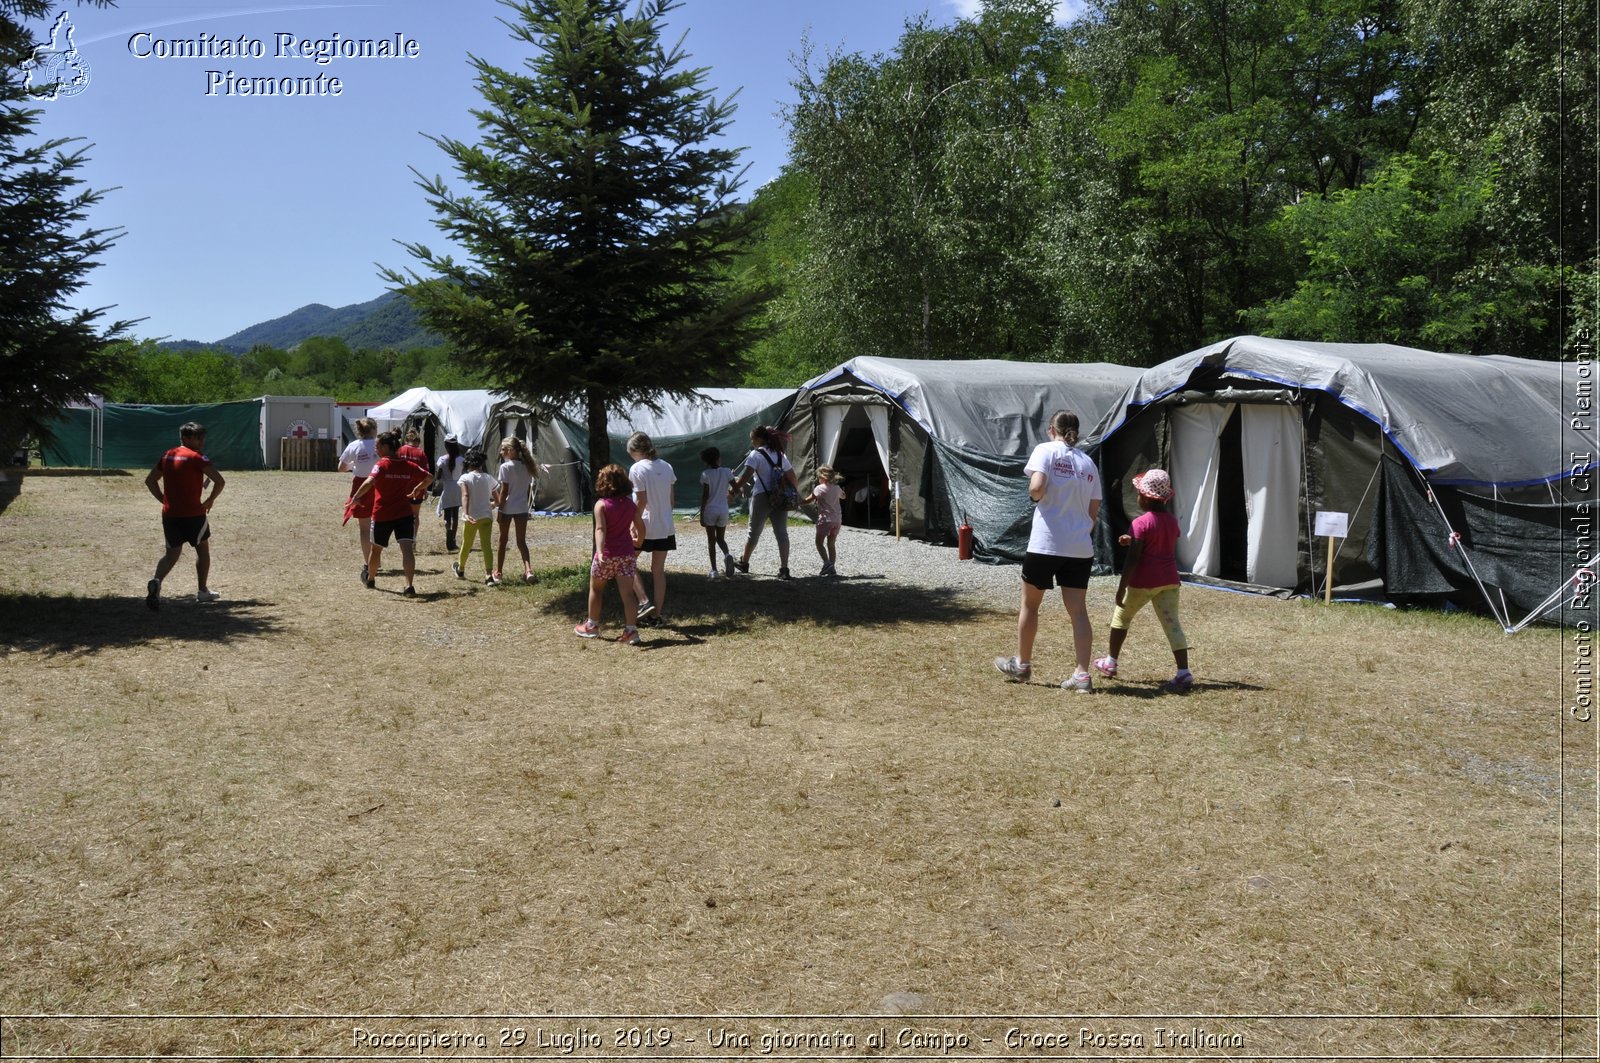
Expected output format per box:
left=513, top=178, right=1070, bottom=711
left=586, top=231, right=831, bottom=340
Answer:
left=738, top=523, right=1050, bottom=613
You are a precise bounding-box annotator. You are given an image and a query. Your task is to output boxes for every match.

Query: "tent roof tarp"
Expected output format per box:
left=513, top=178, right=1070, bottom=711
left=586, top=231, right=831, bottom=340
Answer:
left=799, top=356, right=1145, bottom=456
left=1091, top=336, right=1590, bottom=488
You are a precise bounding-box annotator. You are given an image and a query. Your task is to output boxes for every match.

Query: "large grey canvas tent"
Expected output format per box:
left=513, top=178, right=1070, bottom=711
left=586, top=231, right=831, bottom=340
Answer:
left=782, top=357, right=1145, bottom=561
left=535, top=389, right=797, bottom=513
left=1088, top=336, right=1596, bottom=629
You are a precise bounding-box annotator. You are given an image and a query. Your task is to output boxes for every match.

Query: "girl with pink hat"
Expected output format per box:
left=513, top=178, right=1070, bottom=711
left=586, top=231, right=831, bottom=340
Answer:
left=1094, top=468, right=1194, bottom=692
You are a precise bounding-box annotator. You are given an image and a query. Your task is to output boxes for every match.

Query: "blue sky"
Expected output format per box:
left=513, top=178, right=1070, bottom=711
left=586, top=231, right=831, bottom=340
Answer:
left=22, top=0, right=1077, bottom=344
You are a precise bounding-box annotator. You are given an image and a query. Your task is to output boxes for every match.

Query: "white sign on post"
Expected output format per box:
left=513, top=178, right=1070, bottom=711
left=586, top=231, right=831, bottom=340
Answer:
left=1314, top=511, right=1349, bottom=538
left=1314, top=511, right=1349, bottom=605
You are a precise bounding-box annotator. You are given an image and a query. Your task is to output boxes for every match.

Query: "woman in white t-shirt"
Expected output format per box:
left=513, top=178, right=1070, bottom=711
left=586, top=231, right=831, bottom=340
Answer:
left=627, top=431, right=677, bottom=626
left=729, top=424, right=798, bottom=579
left=337, top=417, right=380, bottom=583
left=994, top=410, right=1102, bottom=692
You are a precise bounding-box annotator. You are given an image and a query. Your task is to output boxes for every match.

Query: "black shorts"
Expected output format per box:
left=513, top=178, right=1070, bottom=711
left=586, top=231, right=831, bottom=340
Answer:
left=1021, top=552, right=1091, bottom=591
left=640, top=535, right=677, bottom=552
left=162, top=515, right=211, bottom=549
left=372, top=516, right=415, bottom=547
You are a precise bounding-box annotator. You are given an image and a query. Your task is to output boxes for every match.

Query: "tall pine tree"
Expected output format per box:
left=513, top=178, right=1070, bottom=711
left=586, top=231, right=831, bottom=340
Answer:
left=384, top=0, right=770, bottom=473
left=0, top=0, right=129, bottom=482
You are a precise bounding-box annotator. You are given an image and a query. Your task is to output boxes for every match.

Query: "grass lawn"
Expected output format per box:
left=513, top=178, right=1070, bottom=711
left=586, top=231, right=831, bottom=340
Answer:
left=0, top=470, right=1593, bottom=1059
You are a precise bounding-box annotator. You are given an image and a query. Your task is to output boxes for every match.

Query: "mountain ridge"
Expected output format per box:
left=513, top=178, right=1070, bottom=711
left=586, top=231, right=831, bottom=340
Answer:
left=162, top=292, right=442, bottom=352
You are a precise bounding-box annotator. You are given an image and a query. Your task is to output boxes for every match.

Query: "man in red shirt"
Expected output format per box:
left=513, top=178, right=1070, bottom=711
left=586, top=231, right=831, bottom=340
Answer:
left=144, top=422, right=226, bottom=610
left=349, top=430, right=433, bottom=596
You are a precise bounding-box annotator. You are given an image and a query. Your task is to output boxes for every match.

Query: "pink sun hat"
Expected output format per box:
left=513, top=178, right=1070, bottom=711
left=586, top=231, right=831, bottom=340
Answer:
left=1133, top=468, right=1173, bottom=501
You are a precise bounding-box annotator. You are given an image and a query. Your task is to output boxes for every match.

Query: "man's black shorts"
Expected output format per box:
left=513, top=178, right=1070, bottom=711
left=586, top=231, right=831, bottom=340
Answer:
left=372, top=516, right=414, bottom=547
left=162, top=515, right=210, bottom=549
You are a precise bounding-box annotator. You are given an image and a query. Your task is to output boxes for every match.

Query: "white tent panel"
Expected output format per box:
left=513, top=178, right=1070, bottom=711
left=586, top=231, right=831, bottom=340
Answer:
left=1170, top=403, right=1233, bottom=576
left=1240, top=405, right=1304, bottom=587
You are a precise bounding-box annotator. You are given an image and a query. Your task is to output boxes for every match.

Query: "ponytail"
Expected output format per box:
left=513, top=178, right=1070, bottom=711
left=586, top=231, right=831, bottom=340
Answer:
left=1050, top=410, right=1080, bottom=447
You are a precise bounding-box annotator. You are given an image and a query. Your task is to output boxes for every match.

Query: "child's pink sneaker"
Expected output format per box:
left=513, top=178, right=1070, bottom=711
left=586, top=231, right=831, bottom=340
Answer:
left=1092, top=656, right=1118, bottom=678
left=573, top=619, right=599, bottom=639
left=618, top=629, right=642, bottom=646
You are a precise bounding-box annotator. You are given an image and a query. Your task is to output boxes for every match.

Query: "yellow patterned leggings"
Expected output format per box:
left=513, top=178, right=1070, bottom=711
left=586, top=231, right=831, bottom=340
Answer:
left=1110, top=585, right=1188, bottom=651
left=458, top=517, right=493, bottom=576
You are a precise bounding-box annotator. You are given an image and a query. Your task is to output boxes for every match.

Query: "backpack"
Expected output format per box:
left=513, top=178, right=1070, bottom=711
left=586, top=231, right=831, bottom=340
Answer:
left=759, top=449, right=797, bottom=510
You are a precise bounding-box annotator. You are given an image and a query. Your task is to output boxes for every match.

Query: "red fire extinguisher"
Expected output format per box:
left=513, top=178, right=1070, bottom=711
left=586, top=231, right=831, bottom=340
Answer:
left=957, top=514, right=974, bottom=560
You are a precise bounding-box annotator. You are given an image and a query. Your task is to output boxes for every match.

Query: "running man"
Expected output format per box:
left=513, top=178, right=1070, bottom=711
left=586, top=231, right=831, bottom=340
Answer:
left=145, top=421, right=225, bottom=610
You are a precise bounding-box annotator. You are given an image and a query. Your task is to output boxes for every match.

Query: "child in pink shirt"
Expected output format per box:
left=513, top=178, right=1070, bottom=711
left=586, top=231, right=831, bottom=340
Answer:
left=803, top=465, right=845, bottom=577
left=1094, top=468, right=1193, bottom=692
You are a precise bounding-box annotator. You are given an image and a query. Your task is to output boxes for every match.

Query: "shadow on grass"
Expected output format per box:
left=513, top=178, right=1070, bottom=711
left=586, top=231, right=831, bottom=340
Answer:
left=1093, top=678, right=1267, bottom=698
left=0, top=593, right=285, bottom=657
left=526, top=565, right=996, bottom=636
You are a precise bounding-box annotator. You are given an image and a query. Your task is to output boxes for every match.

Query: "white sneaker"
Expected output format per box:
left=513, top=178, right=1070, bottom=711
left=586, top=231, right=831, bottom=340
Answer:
left=1061, top=671, right=1093, bottom=693
left=709, top=567, right=720, bottom=579
left=994, top=656, right=1032, bottom=682
left=195, top=589, right=220, bottom=604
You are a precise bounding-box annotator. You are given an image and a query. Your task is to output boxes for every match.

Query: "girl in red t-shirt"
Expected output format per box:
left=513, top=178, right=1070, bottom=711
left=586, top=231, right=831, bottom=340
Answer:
left=1094, top=468, right=1193, bottom=692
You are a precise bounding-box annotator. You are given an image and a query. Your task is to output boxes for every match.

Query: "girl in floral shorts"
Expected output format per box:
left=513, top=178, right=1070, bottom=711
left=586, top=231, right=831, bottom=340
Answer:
left=575, top=464, right=647, bottom=645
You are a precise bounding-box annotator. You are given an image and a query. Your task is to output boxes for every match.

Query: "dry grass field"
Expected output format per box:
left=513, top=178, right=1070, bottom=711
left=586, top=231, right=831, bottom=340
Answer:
left=0, top=469, right=1595, bottom=1060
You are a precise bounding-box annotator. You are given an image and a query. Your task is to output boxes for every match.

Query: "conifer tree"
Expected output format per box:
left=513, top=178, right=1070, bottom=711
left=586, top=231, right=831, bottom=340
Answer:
left=384, top=0, right=769, bottom=474
left=0, top=1, right=129, bottom=476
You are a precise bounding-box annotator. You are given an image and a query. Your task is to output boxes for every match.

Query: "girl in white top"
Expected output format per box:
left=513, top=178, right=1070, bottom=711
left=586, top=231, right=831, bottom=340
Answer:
left=337, top=417, right=380, bottom=582
left=729, top=424, right=797, bottom=579
left=994, top=410, right=1102, bottom=692
left=492, top=436, right=538, bottom=583
left=698, top=445, right=735, bottom=578
left=453, top=448, right=497, bottom=583
left=433, top=436, right=465, bottom=553
left=627, top=431, right=677, bottom=625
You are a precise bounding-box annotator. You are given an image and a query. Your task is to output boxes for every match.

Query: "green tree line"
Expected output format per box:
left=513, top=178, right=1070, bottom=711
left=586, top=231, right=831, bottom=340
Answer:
left=102, top=337, right=486, bottom=405
left=735, top=0, right=1596, bottom=382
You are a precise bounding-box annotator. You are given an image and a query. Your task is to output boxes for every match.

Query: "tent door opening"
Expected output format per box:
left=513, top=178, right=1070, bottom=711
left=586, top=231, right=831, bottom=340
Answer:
left=816, top=401, right=892, bottom=529
left=1170, top=401, right=1304, bottom=587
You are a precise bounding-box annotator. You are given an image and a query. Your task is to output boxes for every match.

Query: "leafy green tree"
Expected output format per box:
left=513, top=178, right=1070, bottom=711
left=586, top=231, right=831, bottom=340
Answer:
left=1050, top=0, right=1423, bottom=359
left=0, top=0, right=131, bottom=469
left=383, top=0, right=770, bottom=470
left=1399, top=0, right=1595, bottom=355
left=1249, top=151, right=1562, bottom=349
left=784, top=0, right=1069, bottom=361
left=105, top=341, right=244, bottom=404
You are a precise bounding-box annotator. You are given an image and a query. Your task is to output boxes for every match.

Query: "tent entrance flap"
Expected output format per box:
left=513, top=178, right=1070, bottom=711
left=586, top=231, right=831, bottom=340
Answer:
left=817, top=401, right=891, bottom=529
left=1170, top=402, right=1304, bottom=587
